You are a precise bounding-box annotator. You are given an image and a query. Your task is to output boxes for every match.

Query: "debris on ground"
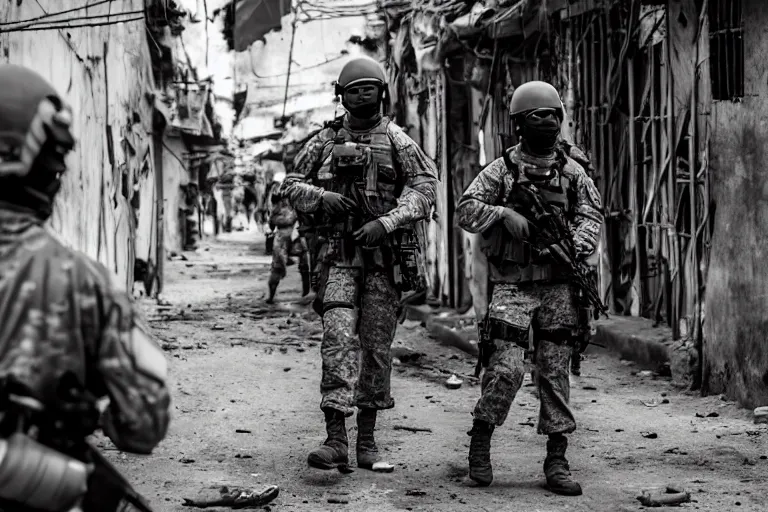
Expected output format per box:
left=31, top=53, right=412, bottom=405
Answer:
left=445, top=374, right=463, bottom=389
left=182, top=485, right=279, bottom=508
left=754, top=406, right=768, bottom=424
left=393, top=425, right=432, bottom=433
left=372, top=461, right=395, bottom=472
left=637, top=484, right=691, bottom=507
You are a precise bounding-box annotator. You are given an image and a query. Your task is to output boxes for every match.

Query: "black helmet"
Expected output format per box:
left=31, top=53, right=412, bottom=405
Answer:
left=334, top=56, right=387, bottom=96
left=0, top=64, right=75, bottom=218
left=508, top=81, right=564, bottom=118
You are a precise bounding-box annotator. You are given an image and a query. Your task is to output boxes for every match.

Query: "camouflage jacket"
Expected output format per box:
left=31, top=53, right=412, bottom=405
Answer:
left=0, top=206, right=171, bottom=454
left=456, top=144, right=603, bottom=260
left=269, top=198, right=298, bottom=229
left=281, top=115, right=438, bottom=234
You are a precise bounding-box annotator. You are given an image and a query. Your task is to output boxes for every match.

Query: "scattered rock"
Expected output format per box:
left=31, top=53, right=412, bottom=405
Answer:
left=583, top=386, right=597, bottom=391
left=180, top=458, right=195, bottom=464
left=283, top=367, right=291, bottom=372
left=372, top=461, right=395, bottom=473
left=235, top=429, right=252, bottom=434
left=405, top=489, right=426, bottom=496
left=445, top=375, right=463, bottom=389
left=754, top=406, right=768, bottom=424
left=328, top=498, right=349, bottom=504
left=641, top=432, right=658, bottom=439
left=211, top=324, right=225, bottom=331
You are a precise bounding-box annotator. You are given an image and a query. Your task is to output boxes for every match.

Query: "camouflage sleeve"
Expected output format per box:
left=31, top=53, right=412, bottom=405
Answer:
left=280, top=128, right=335, bottom=213
left=567, top=161, right=603, bottom=258
left=455, top=158, right=509, bottom=234
left=92, top=266, right=171, bottom=455
left=378, top=123, right=439, bottom=233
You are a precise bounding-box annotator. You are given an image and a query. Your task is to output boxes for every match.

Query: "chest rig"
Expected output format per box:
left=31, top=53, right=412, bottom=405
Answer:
left=317, top=117, right=400, bottom=222
left=483, top=146, right=576, bottom=282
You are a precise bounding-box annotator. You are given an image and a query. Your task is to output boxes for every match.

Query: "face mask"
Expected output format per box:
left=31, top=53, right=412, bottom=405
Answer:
left=342, top=84, right=382, bottom=120
left=344, top=102, right=381, bottom=119
left=519, top=109, right=562, bottom=155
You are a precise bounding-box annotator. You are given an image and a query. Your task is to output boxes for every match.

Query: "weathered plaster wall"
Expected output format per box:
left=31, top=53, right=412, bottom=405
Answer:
left=0, top=0, right=157, bottom=288
left=162, top=135, right=189, bottom=255
left=704, top=0, right=768, bottom=408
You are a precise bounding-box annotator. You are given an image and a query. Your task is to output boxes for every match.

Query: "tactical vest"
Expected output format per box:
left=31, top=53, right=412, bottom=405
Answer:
left=483, top=146, right=575, bottom=283
left=316, top=117, right=400, bottom=222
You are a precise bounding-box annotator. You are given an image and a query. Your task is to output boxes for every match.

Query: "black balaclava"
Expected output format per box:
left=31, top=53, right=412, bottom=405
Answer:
left=516, top=109, right=563, bottom=157
left=342, top=82, right=383, bottom=121
left=0, top=140, right=68, bottom=221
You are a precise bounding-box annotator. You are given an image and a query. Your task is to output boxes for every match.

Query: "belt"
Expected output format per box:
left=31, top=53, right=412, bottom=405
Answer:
left=490, top=263, right=570, bottom=284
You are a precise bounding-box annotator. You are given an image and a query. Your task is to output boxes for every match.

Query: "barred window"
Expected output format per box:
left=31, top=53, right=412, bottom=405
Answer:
left=708, top=0, right=744, bottom=101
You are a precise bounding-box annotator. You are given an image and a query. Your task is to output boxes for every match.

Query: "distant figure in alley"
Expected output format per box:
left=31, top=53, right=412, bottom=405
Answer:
left=456, top=81, right=604, bottom=495
left=280, top=56, right=438, bottom=473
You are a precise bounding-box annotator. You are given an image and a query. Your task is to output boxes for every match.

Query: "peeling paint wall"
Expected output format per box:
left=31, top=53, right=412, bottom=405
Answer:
left=0, top=0, right=158, bottom=288
left=704, top=0, right=768, bottom=408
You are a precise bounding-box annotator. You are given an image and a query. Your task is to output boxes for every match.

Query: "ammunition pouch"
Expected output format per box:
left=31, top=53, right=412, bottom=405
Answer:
left=391, top=228, right=426, bottom=295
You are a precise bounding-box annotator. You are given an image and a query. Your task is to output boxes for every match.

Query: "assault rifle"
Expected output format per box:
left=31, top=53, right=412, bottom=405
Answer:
left=516, top=182, right=609, bottom=319
left=0, top=372, right=155, bottom=512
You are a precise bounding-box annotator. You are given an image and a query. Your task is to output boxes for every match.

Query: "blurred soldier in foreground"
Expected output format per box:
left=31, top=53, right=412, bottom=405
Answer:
left=457, top=81, right=604, bottom=495
left=0, top=64, right=171, bottom=511
left=281, top=57, right=437, bottom=473
left=266, top=181, right=311, bottom=304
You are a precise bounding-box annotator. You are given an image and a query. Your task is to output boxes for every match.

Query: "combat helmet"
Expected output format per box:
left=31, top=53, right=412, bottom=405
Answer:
left=334, top=56, right=387, bottom=96
left=508, top=81, right=564, bottom=119
left=0, top=64, right=75, bottom=218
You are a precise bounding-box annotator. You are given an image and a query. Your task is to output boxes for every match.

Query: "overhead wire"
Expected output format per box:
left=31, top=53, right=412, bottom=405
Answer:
left=0, top=0, right=116, bottom=25
left=0, top=15, right=145, bottom=33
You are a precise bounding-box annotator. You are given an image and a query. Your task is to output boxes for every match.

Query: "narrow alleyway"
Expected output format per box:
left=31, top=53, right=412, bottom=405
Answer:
left=101, top=229, right=768, bottom=512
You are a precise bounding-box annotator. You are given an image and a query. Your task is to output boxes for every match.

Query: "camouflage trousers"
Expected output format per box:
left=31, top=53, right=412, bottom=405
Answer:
left=318, top=266, right=399, bottom=416
left=473, top=282, right=577, bottom=435
left=268, top=227, right=309, bottom=284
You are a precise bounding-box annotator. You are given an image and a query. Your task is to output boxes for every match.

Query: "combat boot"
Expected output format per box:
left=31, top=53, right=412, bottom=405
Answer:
left=307, top=409, right=349, bottom=470
left=265, top=281, right=278, bottom=304
left=356, top=408, right=381, bottom=469
left=467, top=419, right=495, bottom=486
left=570, top=352, right=582, bottom=376
left=300, top=271, right=311, bottom=297
left=544, top=434, right=582, bottom=496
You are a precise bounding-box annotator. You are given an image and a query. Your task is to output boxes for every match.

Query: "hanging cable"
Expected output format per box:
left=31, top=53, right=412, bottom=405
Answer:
left=281, top=2, right=299, bottom=119
left=0, top=0, right=116, bottom=26
left=1, top=15, right=144, bottom=33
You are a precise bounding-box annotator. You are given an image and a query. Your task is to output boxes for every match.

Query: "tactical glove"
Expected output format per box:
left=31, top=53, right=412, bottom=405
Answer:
left=353, top=219, right=388, bottom=247
left=547, top=242, right=574, bottom=266
left=500, top=207, right=530, bottom=240
left=321, top=191, right=357, bottom=216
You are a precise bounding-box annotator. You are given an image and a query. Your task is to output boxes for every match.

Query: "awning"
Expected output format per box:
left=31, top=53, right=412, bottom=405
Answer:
left=234, top=0, right=292, bottom=52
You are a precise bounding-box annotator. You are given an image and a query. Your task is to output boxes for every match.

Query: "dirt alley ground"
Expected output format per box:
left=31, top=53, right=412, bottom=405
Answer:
left=100, top=227, right=768, bottom=512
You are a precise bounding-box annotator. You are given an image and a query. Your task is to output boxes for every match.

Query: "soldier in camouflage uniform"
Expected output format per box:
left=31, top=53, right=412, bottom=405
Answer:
left=457, top=81, right=603, bottom=495
left=0, top=65, right=171, bottom=510
left=266, top=187, right=310, bottom=303
left=281, top=57, right=438, bottom=472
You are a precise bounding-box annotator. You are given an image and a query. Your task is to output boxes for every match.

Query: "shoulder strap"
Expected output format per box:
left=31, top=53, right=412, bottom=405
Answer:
left=501, top=147, right=520, bottom=182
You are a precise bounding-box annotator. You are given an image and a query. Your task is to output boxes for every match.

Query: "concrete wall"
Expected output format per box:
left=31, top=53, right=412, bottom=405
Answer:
left=704, top=0, right=768, bottom=407
left=0, top=0, right=157, bottom=288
